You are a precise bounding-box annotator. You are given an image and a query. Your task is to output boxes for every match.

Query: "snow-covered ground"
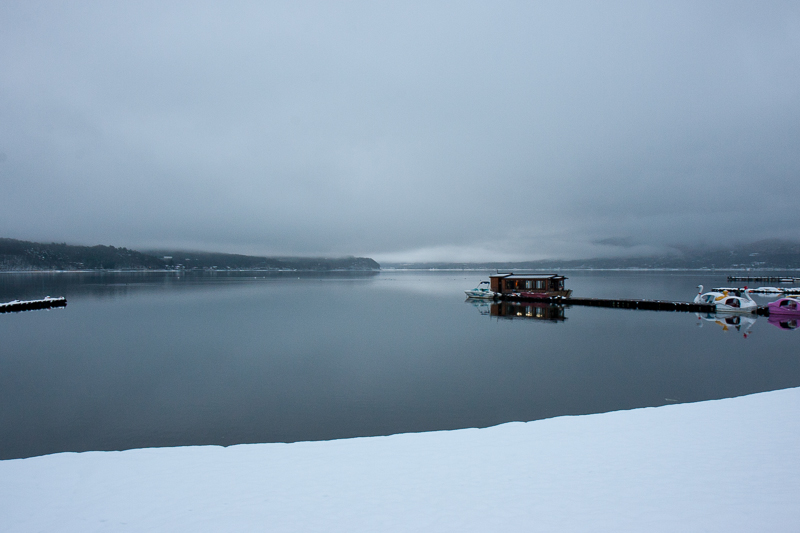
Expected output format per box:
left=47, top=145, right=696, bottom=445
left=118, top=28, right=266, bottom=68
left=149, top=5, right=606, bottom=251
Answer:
left=2, top=388, right=799, bottom=532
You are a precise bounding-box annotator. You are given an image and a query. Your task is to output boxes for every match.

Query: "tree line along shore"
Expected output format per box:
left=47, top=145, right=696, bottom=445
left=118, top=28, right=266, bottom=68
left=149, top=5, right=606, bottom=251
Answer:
left=0, top=238, right=380, bottom=272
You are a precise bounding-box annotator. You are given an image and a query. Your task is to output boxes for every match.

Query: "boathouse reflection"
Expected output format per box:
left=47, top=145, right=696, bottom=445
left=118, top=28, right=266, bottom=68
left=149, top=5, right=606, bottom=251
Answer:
left=491, top=301, right=567, bottom=322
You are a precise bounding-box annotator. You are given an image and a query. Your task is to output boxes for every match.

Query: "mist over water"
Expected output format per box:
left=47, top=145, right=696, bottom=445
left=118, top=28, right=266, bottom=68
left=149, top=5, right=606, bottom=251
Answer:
left=1, top=270, right=798, bottom=460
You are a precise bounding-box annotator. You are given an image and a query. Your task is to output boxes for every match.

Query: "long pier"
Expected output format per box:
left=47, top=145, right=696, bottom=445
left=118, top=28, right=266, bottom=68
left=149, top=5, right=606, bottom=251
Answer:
left=502, top=294, right=715, bottom=313
left=727, top=276, right=800, bottom=282
left=0, top=297, right=67, bottom=313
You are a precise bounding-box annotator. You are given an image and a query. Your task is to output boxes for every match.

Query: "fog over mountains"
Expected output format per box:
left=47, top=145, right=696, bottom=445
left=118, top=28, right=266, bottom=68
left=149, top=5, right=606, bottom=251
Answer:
left=385, top=240, right=800, bottom=270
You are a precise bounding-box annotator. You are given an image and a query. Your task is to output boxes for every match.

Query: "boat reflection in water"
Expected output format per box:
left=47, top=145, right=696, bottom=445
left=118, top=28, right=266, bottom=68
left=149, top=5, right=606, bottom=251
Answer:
left=465, top=298, right=492, bottom=315
left=768, top=315, right=798, bottom=330
left=490, top=301, right=566, bottom=322
left=696, top=312, right=756, bottom=338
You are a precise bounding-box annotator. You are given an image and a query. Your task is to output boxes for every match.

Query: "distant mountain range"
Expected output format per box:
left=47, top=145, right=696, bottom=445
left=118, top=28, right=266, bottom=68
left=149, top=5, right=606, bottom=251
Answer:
left=4, top=237, right=799, bottom=272
left=0, top=238, right=380, bottom=272
left=383, top=240, right=800, bottom=271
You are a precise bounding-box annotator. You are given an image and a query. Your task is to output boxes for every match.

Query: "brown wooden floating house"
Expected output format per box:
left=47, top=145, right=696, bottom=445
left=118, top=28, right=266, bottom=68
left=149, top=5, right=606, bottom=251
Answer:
left=489, top=273, right=572, bottom=298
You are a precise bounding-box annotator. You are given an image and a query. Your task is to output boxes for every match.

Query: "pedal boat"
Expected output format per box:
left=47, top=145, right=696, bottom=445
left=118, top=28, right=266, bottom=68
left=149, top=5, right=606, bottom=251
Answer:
left=767, top=297, right=800, bottom=317
left=694, top=285, right=757, bottom=313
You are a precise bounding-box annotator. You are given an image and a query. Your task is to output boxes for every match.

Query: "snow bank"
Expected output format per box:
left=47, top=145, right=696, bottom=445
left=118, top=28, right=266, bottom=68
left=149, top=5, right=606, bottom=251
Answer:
left=2, top=388, right=799, bottom=532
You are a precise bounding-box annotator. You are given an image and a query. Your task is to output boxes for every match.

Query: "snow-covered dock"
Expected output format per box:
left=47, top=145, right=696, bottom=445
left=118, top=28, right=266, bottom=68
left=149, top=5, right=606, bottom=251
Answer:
left=727, top=275, right=800, bottom=282
left=714, top=286, right=800, bottom=295
left=0, top=297, right=67, bottom=313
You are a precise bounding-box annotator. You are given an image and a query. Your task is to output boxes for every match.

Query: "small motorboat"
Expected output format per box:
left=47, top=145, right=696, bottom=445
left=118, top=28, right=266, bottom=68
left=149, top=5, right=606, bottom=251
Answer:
left=767, top=297, right=800, bottom=316
left=694, top=285, right=757, bottom=313
left=465, top=281, right=497, bottom=299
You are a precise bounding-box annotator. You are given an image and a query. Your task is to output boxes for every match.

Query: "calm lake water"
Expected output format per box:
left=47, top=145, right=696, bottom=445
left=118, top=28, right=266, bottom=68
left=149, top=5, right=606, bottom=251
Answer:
left=1, top=270, right=799, bottom=460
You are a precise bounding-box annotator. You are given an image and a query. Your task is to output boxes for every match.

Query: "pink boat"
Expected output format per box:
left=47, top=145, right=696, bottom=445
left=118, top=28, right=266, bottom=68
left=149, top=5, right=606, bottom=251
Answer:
left=766, top=298, right=800, bottom=330
left=767, top=297, right=800, bottom=316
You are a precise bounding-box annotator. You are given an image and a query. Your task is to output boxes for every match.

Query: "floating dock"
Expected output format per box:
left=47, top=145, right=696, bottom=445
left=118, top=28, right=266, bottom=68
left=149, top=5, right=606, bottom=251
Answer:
left=727, top=276, right=800, bottom=282
left=502, top=294, right=715, bottom=313
left=0, top=297, right=67, bottom=313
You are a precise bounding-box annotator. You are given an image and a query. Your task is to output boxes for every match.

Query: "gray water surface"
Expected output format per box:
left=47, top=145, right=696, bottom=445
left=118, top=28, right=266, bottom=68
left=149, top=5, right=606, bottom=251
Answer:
left=1, top=270, right=798, bottom=459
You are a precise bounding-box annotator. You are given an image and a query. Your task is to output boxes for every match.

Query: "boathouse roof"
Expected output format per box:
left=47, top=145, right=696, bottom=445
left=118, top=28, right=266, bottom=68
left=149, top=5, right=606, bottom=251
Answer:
left=489, top=273, right=567, bottom=280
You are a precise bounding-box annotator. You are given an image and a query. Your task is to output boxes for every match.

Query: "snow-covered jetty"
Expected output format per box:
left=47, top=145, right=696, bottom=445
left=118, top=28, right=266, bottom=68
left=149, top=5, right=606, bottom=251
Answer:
left=727, top=275, right=800, bottom=282
left=0, top=297, right=67, bottom=314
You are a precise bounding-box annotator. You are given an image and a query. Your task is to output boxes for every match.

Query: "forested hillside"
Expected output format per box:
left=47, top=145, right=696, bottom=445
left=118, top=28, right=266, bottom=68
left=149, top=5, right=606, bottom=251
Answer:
left=0, top=239, right=380, bottom=271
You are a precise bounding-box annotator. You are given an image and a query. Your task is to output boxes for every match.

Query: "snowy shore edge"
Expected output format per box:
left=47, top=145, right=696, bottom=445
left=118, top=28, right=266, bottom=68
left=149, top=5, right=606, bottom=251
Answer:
left=2, top=388, right=799, bottom=532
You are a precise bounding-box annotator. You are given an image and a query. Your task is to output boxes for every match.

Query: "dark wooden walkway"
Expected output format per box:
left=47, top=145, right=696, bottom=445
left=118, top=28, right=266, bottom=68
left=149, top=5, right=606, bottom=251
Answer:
left=502, top=294, right=715, bottom=313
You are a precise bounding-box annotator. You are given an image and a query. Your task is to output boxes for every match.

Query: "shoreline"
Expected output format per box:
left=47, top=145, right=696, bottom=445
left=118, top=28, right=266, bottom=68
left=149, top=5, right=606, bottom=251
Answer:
left=3, top=387, right=798, bottom=531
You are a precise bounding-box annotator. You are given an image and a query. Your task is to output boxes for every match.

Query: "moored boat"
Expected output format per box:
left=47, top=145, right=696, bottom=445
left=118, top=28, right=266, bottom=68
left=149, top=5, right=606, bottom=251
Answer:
left=694, top=285, right=757, bottom=313
left=694, top=285, right=726, bottom=304
left=465, top=281, right=498, bottom=299
left=767, top=297, right=800, bottom=317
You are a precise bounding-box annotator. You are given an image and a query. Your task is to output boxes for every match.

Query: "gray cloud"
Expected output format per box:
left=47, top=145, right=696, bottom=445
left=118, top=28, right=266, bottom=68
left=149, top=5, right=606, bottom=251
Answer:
left=1, top=1, right=799, bottom=262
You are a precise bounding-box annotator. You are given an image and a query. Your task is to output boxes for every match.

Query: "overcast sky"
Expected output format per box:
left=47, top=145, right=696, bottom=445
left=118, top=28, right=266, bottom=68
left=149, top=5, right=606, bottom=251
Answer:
left=1, top=1, right=799, bottom=262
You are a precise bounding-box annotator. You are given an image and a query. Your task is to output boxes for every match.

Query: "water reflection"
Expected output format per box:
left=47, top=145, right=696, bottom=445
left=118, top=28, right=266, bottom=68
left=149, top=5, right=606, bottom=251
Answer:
left=466, top=299, right=567, bottom=321
left=465, top=298, right=491, bottom=315
left=490, top=301, right=567, bottom=322
left=3, top=271, right=800, bottom=460
left=0, top=270, right=380, bottom=301
left=768, top=316, right=799, bottom=330
left=696, top=312, right=756, bottom=338
left=470, top=296, right=799, bottom=334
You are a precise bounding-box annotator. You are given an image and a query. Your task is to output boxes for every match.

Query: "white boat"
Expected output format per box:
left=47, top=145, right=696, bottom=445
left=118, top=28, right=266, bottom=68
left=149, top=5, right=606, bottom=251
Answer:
left=694, top=285, right=725, bottom=304
left=694, top=285, right=757, bottom=313
left=465, top=281, right=497, bottom=299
